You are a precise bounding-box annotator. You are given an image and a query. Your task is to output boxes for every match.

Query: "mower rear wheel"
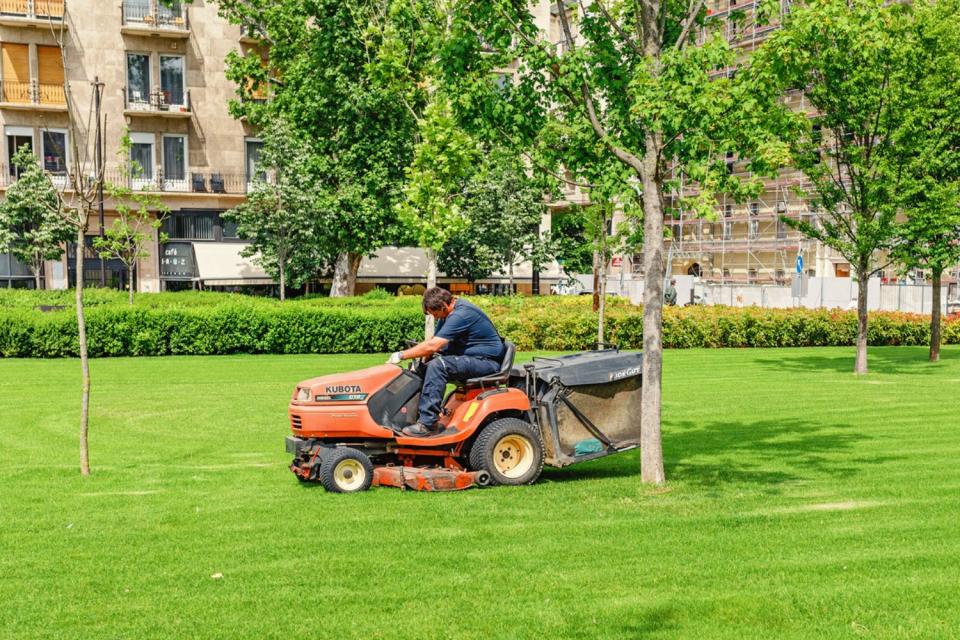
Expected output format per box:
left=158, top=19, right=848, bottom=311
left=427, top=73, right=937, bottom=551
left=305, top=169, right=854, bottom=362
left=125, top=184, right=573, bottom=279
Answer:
left=319, top=447, right=374, bottom=493
left=470, top=418, right=544, bottom=486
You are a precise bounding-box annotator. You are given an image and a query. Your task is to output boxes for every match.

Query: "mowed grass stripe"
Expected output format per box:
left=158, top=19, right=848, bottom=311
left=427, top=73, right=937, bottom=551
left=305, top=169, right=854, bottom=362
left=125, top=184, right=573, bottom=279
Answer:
left=1, top=346, right=959, bottom=639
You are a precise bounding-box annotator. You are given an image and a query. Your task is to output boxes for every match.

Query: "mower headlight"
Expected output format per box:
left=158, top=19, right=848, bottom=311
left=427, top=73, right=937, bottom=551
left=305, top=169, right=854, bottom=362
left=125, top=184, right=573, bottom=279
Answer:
left=296, top=387, right=311, bottom=402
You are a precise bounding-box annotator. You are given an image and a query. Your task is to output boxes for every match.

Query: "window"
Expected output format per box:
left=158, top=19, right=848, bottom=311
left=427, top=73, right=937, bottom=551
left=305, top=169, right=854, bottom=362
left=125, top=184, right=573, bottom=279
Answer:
left=812, top=124, right=823, bottom=164
left=37, top=46, right=65, bottom=105
left=127, top=53, right=150, bottom=107
left=722, top=268, right=730, bottom=279
left=723, top=203, right=733, bottom=217
left=129, top=132, right=155, bottom=188
left=776, top=218, right=787, bottom=239
left=725, top=151, right=735, bottom=175
left=41, top=129, right=67, bottom=177
left=158, top=0, right=185, bottom=25
left=775, top=269, right=785, bottom=284
left=221, top=218, right=239, bottom=239
left=749, top=202, right=759, bottom=216
left=124, top=0, right=151, bottom=23
left=2, top=43, right=30, bottom=104
left=245, top=139, right=264, bottom=187
left=163, top=212, right=216, bottom=240
left=162, top=135, right=187, bottom=190
left=6, top=126, right=33, bottom=179
left=748, top=219, right=759, bottom=239
left=722, top=220, right=733, bottom=240
left=748, top=268, right=757, bottom=283
left=160, top=55, right=185, bottom=106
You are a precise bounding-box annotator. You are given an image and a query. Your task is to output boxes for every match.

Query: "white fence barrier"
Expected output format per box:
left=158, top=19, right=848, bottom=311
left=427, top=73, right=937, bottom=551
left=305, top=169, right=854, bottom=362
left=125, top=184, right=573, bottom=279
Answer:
left=610, top=276, right=953, bottom=314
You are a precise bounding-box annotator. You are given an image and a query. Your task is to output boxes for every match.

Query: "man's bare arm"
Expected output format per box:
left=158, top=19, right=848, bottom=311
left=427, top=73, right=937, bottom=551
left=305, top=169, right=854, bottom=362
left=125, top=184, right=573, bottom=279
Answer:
left=400, top=336, right=448, bottom=360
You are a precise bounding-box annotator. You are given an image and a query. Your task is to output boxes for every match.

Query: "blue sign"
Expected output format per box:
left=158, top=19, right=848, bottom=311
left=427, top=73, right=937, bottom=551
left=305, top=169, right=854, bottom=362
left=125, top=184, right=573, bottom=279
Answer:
left=796, top=254, right=804, bottom=274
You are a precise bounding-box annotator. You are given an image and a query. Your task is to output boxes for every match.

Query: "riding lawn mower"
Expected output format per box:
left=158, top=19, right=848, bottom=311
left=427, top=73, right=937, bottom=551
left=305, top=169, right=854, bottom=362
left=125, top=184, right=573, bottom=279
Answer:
left=286, top=342, right=643, bottom=492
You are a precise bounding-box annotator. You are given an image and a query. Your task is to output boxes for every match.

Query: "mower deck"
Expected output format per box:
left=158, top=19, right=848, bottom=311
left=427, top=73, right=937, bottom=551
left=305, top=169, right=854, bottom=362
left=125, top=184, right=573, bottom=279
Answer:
left=372, top=466, right=491, bottom=491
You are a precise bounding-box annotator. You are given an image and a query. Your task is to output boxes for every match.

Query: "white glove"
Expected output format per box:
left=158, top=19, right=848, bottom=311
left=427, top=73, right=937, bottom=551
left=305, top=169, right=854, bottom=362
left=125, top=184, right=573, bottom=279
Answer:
left=387, top=351, right=404, bottom=365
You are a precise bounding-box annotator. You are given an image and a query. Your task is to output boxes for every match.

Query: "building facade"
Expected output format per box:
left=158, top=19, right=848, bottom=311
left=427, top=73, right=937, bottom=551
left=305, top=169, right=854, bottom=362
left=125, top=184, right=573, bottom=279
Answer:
left=0, top=0, right=274, bottom=291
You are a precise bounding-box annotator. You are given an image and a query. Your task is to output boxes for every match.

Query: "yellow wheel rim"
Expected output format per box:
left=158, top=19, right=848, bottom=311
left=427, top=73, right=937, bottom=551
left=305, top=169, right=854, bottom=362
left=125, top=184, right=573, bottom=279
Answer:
left=333, top=458, right=366, bottom=491
left=493, top=434, right=534, bottom=479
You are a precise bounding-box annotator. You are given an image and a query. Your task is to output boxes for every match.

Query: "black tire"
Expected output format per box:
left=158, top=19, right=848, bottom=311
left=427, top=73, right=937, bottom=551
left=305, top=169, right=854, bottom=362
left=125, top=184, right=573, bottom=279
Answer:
left=469, top=418, right=544, bottom=486
left=319, top=447, right=374, bottom=493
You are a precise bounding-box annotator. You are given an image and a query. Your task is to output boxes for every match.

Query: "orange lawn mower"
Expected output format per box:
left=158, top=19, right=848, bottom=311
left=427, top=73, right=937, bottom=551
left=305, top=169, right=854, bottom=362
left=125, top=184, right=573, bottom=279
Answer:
left=286, top=341, right=644, bottom=492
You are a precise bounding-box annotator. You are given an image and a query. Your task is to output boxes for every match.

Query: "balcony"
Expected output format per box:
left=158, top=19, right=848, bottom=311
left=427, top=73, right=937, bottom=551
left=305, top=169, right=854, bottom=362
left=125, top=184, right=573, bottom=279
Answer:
left=124, top=87, right=191, bottom=118
left=0, top=0, right=66, bottom=28
left=0, top=80, right=67, bottom=111
left=102, top=168, right=250, bottom=195
left=120, top=1, right=189, bottom=38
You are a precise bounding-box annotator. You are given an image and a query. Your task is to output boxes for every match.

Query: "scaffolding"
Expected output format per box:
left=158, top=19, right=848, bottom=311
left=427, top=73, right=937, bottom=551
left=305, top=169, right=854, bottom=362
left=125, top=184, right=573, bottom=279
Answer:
left=657, top=0, right=833, bottom=284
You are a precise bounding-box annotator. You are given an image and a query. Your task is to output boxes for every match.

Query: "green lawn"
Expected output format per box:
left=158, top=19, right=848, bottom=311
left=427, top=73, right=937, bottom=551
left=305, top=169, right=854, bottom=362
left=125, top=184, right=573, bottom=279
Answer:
left=1, top=347, right=958, bottom=639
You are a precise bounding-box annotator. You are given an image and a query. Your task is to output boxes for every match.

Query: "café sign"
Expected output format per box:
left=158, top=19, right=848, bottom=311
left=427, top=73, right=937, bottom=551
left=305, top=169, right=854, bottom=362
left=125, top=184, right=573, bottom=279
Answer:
left=160, top=242, right=197, bottom=279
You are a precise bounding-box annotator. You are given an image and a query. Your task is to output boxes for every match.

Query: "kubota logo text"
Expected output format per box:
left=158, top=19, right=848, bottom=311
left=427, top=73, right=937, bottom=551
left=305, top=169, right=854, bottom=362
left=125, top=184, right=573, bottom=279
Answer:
left=326, top=384, right=362, bottom=393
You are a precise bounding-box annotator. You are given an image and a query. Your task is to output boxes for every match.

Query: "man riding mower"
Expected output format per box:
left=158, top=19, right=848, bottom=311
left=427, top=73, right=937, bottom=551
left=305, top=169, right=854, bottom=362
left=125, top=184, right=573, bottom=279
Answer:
left=286, top=288, right=645, bottom=493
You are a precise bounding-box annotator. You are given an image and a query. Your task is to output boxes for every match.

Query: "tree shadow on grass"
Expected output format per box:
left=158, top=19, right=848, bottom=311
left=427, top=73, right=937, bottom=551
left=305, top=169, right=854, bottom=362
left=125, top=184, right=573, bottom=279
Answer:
left=560, top=605, right=681, bottom=639
left=754, top=346, right=948, bottom=377
left=540, top=453, right=640, bottom=484
left=665, top=417, right=899, bottom=488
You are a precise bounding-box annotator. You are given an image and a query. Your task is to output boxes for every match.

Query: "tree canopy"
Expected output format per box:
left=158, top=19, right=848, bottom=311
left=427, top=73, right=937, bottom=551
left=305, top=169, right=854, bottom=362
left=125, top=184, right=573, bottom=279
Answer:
left=216, top=0, right=424, bottom=294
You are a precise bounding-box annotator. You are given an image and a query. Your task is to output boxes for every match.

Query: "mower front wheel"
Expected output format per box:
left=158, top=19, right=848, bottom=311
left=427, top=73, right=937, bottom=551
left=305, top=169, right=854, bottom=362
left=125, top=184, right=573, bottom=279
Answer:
left=470, top=418, right=544, bottom=486
left=319, top=447, right=374, bottom=493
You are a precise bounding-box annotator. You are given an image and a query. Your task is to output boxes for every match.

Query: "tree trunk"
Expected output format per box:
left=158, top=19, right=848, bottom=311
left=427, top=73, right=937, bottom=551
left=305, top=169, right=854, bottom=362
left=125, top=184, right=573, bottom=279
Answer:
left=930, top=268, right=942, bottom=363
left=425, top=248, right=437, bottom=339
left=508, top=256, right=515, bottom=294
left=597, top=219, right=607, bottom=345
left=639, top=137, right=666, bottom=486
left=128, top=262, right=135, bottom=305
left=75, top=228, right=91, bottom=476
left=592, top=250, right=600, bottom=312
left=330, top=251, right=362, bottom=297
left=279, top=255, right=286, bottom=302
left=33, top=261, right=42, bottom=290
left=855, top=266, right=869, bottom=375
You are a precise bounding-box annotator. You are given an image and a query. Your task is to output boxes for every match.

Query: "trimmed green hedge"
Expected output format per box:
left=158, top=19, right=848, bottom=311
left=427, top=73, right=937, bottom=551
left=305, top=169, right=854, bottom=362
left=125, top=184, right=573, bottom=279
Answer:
left=0, top=290, right=954, bottom=357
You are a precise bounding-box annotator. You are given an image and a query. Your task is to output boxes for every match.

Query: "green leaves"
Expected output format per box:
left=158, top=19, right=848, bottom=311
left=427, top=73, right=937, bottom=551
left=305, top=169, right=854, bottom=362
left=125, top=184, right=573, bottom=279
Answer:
left=0, top=147, right=72, bottom=282
left=222, top=116, right=326, bottom=290
left=216, top=0, right=420, bottom=262
left=398, top=95, right=478, bottom=251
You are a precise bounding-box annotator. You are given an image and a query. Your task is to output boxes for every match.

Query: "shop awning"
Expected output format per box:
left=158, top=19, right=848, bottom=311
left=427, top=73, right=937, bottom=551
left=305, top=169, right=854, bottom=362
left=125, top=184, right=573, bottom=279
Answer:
left=193, top=242, right=274, bottom=286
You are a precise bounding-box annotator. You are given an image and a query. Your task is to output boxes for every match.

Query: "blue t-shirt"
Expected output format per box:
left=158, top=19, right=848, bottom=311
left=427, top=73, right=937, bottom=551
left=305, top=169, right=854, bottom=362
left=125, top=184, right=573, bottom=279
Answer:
left=435, top=299, right=503, bottom=359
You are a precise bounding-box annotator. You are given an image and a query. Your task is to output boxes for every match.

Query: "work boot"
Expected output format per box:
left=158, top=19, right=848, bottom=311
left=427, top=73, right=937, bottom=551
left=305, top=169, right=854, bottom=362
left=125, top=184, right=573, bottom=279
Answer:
left=402, top=422, right=439, bottom=437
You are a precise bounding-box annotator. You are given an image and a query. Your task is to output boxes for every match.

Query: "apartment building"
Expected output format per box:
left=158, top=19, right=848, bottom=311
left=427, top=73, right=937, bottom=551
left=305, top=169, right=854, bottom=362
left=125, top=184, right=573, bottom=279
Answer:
left=656, top=0, right=838, bottom=285
left=0, top=0, right=270, bottom=291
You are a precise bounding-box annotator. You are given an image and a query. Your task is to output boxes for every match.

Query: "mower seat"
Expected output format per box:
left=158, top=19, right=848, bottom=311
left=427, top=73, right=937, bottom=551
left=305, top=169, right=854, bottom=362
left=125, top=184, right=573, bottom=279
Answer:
left=463, top=339, right=516, bottom=389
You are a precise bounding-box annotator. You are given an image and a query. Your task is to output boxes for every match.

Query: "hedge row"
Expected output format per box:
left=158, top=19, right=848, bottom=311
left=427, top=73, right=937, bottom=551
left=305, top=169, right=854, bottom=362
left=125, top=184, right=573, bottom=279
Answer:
left=0, top=306, right=423, bottom=358
left=0, top=300, right=953, bottom=357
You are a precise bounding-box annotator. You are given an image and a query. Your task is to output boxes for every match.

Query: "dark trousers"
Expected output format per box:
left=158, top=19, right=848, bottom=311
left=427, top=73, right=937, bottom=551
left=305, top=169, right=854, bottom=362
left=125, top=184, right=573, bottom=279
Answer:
left=418, top=355, right=499, bottom=427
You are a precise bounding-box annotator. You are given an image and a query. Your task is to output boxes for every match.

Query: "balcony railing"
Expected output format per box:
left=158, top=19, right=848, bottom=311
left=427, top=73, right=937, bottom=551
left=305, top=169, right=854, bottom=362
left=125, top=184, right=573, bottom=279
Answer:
left=0, top=166, right=252, bottom=195
left=0, top=80, right=66, bottom=107
left=0, top=0, right=65, bottom=20
left=121, top=1, right=188, bottom=32
left=124, top=87, right=191, bottom=115
left=102, top=168, right=250, bottom=195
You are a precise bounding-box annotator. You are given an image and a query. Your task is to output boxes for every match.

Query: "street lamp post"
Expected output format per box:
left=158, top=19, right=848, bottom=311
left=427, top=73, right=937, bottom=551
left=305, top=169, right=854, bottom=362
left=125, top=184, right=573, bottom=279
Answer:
left=93, top=76, right=105, bottom=288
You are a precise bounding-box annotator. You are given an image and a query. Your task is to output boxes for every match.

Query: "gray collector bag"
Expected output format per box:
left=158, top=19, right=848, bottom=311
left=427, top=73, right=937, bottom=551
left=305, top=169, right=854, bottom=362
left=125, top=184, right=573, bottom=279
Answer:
left=516, top=349, right=643, bottom=468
